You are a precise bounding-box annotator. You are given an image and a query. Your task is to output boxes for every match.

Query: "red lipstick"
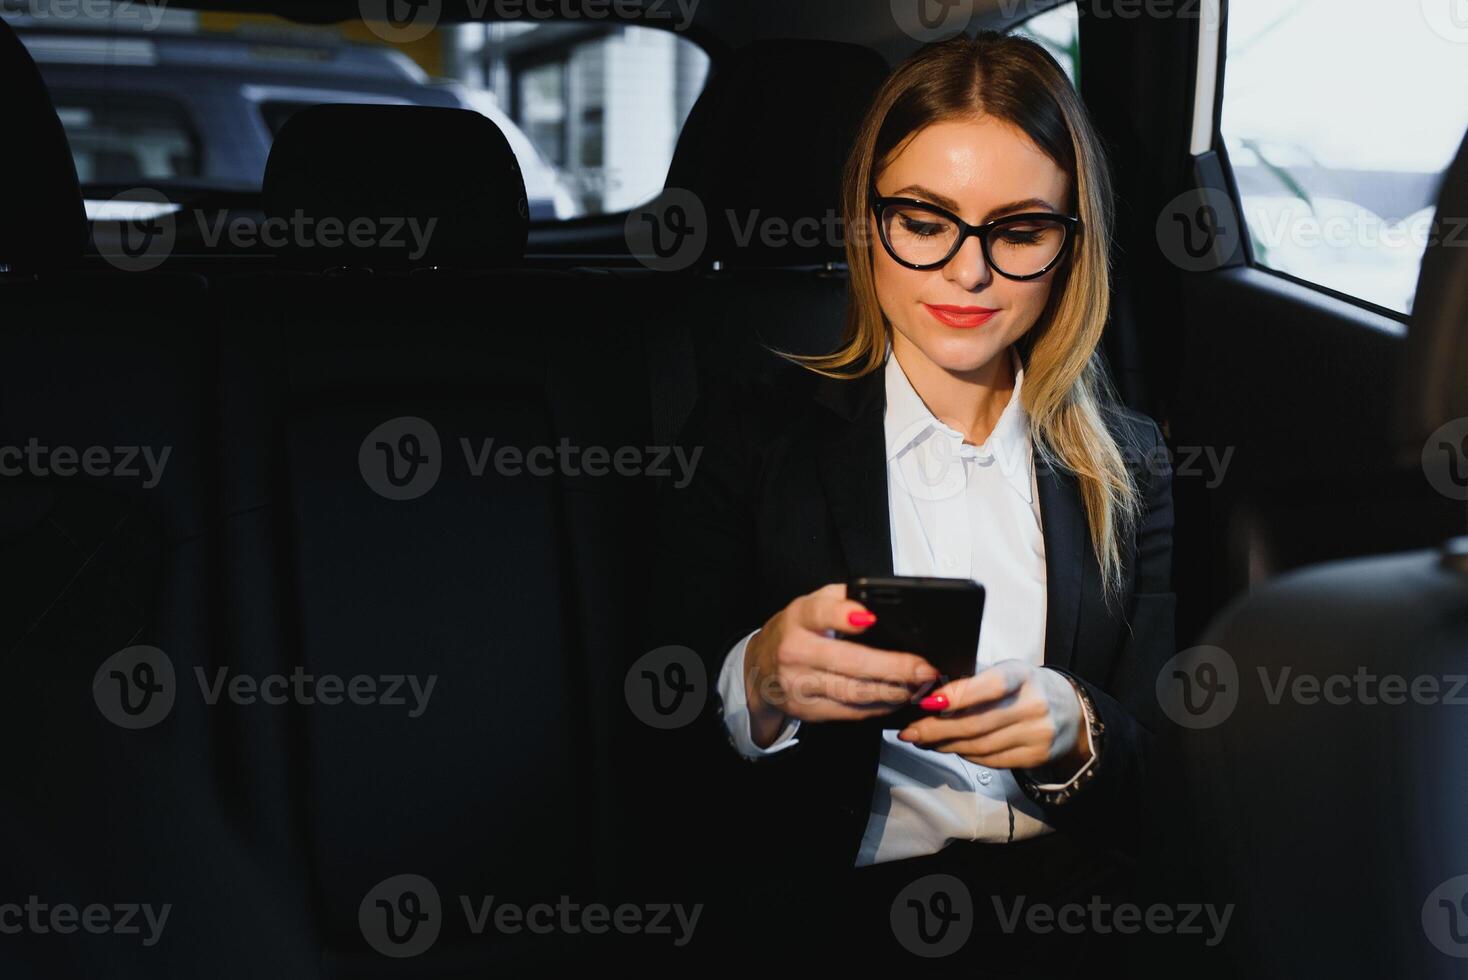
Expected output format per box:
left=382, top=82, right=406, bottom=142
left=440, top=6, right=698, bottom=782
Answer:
left=923, top=303, right=998, bottom=328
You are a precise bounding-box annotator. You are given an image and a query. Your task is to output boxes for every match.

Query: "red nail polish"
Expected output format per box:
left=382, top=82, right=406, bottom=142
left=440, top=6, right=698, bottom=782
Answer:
left=847, top=610, right=876, bottom=627
left=919, top=694, right=948, bottom=711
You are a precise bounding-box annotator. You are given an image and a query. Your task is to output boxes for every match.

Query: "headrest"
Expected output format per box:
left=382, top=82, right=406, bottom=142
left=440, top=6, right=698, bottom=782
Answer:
left=0, top=18, right=86, bottom=269
left=1399, top=126, right=1468, bottom=457
left=262, top=104, right=528, bottom=270
left=663, top=39, right=889, bottom=268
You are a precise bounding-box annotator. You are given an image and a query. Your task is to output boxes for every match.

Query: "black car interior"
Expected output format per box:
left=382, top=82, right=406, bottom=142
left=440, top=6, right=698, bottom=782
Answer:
left=3, top=1, right=1466, bottom=976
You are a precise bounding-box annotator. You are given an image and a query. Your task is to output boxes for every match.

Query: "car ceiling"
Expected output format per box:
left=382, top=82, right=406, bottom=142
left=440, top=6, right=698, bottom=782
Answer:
left=166, top=0, right=1067, bottom=60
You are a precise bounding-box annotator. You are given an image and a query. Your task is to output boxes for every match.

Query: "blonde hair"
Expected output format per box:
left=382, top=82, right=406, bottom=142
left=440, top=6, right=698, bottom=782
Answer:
left=779, top=31, right=1141, bottom=603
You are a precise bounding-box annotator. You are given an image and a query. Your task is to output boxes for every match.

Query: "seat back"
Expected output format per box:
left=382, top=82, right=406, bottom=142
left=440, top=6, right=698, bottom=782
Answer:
left=0, top=17, right=318, bottom=977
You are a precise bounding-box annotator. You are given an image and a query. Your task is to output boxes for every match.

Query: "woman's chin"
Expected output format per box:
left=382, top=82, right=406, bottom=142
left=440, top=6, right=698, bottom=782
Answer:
left=903, top=329, right=1008, bottom=375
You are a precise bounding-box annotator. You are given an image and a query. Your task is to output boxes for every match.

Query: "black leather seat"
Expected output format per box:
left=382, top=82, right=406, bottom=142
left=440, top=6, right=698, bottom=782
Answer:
left=1159, top=126, right=1468, bottom=978
left=0, top=16, right=319, bottom=978
left=217, top=104, right=636, bottom=972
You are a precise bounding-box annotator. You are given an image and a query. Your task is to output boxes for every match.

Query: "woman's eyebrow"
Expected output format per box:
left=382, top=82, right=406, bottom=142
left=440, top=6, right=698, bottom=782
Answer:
left=890, top=184, right=1061, bottom=219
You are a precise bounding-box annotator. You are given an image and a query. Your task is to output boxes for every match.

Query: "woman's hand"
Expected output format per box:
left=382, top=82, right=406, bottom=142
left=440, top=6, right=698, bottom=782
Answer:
left=895, top=659, right=1091, bottom=773
left=743, top=583, right=940, bottom=748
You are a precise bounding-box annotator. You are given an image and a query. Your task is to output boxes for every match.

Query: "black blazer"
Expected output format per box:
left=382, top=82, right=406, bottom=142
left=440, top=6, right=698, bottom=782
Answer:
left=647, top=356, right=1175, bottom=878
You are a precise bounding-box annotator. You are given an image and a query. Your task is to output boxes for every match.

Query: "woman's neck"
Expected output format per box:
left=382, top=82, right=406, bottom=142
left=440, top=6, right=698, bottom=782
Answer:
left=890, top=333, right=1016, bottom=447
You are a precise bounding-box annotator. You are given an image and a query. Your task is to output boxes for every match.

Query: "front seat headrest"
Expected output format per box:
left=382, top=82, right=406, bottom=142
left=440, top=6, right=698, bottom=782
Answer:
left=1399, top=126, right=1468, bottom=458
left=0, top=18, right=86, bottom=269
left=663, top=39, right=889, bottom=269
left=262, top=104, right=529, bottom=270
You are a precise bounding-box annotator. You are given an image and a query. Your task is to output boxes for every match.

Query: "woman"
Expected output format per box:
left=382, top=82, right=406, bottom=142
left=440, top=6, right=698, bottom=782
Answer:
left=649, top=31, right=1175, bottom=973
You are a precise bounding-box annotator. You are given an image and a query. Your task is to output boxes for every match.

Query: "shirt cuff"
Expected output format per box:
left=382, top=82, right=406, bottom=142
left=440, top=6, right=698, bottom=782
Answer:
left=716, top=627, right=802, bottom=759
left=1028, top=670, right=1099, bottom=792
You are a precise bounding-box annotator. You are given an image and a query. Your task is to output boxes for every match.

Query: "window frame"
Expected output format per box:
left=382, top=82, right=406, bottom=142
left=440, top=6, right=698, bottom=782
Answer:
left=1207, top=0, right=1423, bottom=325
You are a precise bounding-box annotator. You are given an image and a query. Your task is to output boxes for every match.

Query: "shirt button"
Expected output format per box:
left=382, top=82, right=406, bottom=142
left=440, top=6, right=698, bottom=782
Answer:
left=977, top=768, right=993, bottom=786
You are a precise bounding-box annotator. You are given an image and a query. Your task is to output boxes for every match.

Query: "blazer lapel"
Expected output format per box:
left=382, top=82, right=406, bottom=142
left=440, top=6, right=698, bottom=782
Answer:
left=807, top=361, right=1086, bottom=674
left=1035, top=450, right=1084, bottom=673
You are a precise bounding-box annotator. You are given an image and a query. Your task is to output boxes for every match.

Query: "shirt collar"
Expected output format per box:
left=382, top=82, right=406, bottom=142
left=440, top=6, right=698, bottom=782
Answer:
left=883, top=340, right=1033, bottom=503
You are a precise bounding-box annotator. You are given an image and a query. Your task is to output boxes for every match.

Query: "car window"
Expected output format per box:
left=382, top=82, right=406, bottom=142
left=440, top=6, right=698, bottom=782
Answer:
left=1221, top=0, right=1468, bottom=315
left=51, top=90, right=201, bottom=184
left=10, top=7, right=709, bottom=223
left=1011, top=2, right=1079, bottom=88
left=474, top=23, right=710, bottom=218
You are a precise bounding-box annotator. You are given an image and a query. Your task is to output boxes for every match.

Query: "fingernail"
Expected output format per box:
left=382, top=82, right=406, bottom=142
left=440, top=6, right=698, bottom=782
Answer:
left=919, top=694, right=949, bottom=711
left=847, top=610, right=876, bottom=627
left=916, top=665, right=940, bottom=681
left=898, top=728, right=917, bottom=741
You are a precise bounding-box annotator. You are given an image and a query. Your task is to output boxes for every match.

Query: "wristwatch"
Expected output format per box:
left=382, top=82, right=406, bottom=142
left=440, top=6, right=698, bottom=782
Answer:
left=1016, top=671, right=1104, bottom=805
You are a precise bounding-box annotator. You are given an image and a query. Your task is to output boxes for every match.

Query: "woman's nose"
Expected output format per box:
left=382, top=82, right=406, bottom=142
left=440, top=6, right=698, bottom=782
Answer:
left=943, top=234, right=993, bottom=291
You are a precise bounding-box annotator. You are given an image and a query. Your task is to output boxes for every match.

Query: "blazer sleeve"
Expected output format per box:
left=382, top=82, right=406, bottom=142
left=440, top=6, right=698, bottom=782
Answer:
left=1018, top=414, right=1176, bottom=853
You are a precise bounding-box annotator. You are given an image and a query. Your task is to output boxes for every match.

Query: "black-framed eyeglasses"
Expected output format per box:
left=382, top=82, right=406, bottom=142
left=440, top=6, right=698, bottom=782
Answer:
left=870, top=184, right=1081, bottom=280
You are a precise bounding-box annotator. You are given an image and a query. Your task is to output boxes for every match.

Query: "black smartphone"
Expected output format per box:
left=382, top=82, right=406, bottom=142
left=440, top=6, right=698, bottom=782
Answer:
left=844, top=576, right=986, bottom=730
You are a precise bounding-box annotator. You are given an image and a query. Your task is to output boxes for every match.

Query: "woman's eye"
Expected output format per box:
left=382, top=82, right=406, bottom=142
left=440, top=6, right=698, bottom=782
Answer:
left=998, top=227, right=1045, bottom=246
left=897, top=214, right=947, bottom=237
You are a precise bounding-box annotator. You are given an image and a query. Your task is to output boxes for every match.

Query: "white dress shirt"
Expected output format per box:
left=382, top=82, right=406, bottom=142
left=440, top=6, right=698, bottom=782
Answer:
left=715, top=342, right=1098, bottom=866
